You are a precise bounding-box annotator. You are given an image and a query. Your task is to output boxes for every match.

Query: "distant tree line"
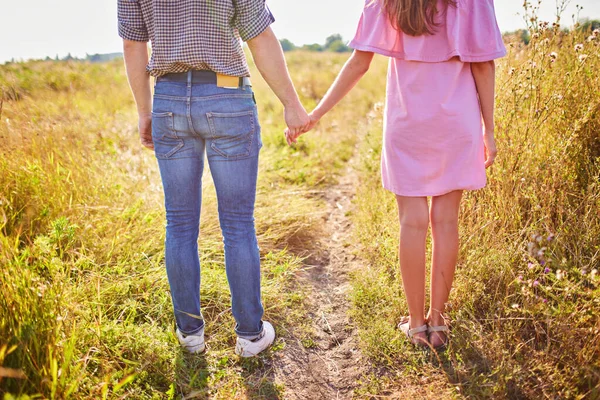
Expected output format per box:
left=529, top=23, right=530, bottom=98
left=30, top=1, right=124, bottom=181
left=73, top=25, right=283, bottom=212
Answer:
left=279, top=34, right=351, bottom=53
left=579, top=18, right=600, bottom=32
left=503, top=18, right=600, bottom=45
left=28, top=53, right=123, bottom=63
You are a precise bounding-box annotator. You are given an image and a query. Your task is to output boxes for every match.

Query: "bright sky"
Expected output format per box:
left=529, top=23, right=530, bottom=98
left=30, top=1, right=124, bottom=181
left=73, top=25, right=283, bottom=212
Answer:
left=1, top=0, right=599, bottom=63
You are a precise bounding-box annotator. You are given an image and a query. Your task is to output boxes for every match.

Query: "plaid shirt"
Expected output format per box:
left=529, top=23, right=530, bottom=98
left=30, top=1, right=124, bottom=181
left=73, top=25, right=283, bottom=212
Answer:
left=117, top=0, right=275, bottom=77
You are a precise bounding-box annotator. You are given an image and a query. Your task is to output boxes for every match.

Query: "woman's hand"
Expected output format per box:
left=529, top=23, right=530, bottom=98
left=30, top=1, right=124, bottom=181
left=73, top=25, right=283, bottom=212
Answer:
left=483, top=130, right=497, bottom=168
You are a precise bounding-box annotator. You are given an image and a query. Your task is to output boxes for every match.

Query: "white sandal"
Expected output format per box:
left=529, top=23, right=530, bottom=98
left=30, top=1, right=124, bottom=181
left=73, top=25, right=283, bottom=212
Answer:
left=427, top=325, right=450, bottom=350
left=398, top=318, right=429, bottom=346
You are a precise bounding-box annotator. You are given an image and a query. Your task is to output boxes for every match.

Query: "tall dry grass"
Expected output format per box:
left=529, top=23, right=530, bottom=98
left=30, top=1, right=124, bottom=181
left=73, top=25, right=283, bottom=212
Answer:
left=0, top=51, right=386, bottom=398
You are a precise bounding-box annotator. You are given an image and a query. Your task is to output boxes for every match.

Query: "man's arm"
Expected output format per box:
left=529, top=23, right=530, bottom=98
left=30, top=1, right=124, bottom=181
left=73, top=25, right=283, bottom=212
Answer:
left=123, top=40, right=153, bottom=149
left=246, top=27, right=309, bottom=135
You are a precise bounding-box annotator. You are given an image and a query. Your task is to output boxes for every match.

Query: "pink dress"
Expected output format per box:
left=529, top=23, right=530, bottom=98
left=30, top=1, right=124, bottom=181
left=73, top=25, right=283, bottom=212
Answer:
left=349, top=0, right=506, bottom=197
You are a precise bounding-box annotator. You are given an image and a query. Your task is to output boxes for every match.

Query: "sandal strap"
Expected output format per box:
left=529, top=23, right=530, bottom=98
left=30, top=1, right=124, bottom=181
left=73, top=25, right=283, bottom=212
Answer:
left=428, top=325, right=449, bottom=334
left=408, top=324, right=428, bottom=337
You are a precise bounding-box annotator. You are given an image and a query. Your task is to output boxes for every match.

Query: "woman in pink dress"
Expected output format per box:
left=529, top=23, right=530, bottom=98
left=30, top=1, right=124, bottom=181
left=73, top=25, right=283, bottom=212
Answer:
left=287, top=0, right=506, bottom=348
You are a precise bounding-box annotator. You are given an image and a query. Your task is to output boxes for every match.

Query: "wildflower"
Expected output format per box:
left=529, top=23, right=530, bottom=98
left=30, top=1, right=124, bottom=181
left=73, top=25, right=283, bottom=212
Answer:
left=587, top=35, right=596, bottom=43
left=582, top=269, right=587, bottom=276
left=575, top=43, right=584, bottom=52
left=537, top=249, right=545, bottom=258
left=547, top=234, right=555, bottom=242
left=509, top=67, right=516, bottom=75
left=540, top=260, right=546, bottom=266
left=532, top=33, right=541, bottom=39
left=556, top=269, right=564, bottom=280
left=544, top=267, right=551, bottom=274
left=511, top=303, right=520, bottom=309
left=533, top=280, right=540, bottom=287
left=550, top=52, right=558, bottom=59
left=591, top=269, right=598, bottom=279
left=536, top=235, right=543, bottom=243
left=528, top=262, right=535, bottom=269
left=518, top=275, right=524, bottom=282
left=594, top=29, right=599, bottom=37
left=579, top=54, right=589, bottom=62
left=542, top=298, right=548, bottom=304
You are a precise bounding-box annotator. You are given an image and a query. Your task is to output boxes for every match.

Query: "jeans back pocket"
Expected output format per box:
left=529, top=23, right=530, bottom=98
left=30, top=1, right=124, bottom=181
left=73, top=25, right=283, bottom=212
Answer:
left=152, top=112, right=184, bottom=159
left=207, top=111, right=256, bottom=159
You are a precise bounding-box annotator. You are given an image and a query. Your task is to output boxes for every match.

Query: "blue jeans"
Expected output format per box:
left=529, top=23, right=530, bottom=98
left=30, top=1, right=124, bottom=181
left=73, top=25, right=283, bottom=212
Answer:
left=151, top=72, right=264, bottom=339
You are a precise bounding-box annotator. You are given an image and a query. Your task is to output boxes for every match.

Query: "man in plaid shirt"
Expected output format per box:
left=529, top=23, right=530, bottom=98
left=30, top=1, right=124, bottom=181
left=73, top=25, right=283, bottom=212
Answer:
left=118, top=0, right=309, bottom=357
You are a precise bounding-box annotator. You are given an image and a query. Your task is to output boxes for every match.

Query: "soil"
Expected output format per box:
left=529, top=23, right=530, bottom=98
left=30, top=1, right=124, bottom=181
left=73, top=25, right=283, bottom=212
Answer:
left=272, top=154, right=370, bottom=400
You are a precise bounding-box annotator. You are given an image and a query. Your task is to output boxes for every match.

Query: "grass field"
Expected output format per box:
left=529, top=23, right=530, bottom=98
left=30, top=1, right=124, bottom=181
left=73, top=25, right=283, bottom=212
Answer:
left=1, top=16, right=599, bottom=400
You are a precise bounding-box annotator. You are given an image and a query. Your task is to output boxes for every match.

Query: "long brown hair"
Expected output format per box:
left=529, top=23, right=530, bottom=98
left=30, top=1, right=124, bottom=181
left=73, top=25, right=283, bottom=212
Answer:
left=381, top=0, right=455, bottom=36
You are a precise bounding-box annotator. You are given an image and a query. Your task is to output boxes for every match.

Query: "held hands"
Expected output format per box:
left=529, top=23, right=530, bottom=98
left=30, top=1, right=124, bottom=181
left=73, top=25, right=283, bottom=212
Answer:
left=283, top=103, right=311, bottom=146
left=284, top=109, right=320, bottom=146
left=138, top=112, right=154, bottom=150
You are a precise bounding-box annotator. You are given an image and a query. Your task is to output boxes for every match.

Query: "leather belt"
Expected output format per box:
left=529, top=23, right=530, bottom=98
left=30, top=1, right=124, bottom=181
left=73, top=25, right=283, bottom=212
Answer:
left=157, top=70, right=252, bottom=88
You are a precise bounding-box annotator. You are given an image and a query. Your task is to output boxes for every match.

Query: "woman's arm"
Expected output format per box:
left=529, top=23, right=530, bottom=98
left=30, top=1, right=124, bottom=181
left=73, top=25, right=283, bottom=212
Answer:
left=287, top=50, right=374, bottom=144
left=471, top=60, right=498, bottom=168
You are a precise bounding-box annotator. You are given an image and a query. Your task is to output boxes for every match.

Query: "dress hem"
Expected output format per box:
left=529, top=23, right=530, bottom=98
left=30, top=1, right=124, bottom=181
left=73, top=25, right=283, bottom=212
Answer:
left=349, top=41, right=507, bottom=63
left=383, top=183, right=486, bottom=197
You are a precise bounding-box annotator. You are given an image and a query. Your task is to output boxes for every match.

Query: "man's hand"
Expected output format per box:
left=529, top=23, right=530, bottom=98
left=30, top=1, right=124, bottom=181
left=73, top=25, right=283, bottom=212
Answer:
left=139, top=112, right=154, bottom=150
left=285, top=111, right=319, bottom=145
left=284, top=104, right=310, bottom=144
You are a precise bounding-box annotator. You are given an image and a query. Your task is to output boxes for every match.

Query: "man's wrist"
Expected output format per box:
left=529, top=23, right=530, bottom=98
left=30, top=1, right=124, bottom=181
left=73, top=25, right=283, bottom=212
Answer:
left=282, top=96, right=302, bottom=109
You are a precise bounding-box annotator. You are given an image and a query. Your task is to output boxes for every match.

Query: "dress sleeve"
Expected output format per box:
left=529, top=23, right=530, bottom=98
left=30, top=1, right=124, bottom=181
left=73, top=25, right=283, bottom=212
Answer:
left=349, top=0, right=506, bottom=62
left=232, top=0, right=275, bottom=42
left=118, top=0, right=149, bottom=42
left=454, top=0, right=506, bottom=62
left=349, top=0, right=402, bottom=57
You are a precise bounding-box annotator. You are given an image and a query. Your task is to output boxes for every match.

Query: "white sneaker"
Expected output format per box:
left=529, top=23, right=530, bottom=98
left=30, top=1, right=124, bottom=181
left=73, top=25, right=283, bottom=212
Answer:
left=176, top=327, right=206, bottom=354
left=235, top=321, right=275, bottom=358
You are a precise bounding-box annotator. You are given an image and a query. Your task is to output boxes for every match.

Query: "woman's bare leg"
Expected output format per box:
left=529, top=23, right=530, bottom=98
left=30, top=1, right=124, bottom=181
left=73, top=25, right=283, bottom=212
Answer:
left=428, top=190, right=463, bottom=347
left=396, top=195, right=429, bottom=344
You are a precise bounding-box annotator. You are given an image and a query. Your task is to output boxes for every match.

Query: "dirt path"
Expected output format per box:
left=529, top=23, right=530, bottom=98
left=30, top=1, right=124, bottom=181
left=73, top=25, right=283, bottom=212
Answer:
left=272, top=152, right=369, bottom=399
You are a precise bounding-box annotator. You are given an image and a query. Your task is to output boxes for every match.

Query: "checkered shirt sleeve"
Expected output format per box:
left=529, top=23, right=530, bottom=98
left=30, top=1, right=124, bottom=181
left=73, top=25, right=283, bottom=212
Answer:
left=233, top=0, right=275, bottom=42
left=118, top=0, right=149, bottom=42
